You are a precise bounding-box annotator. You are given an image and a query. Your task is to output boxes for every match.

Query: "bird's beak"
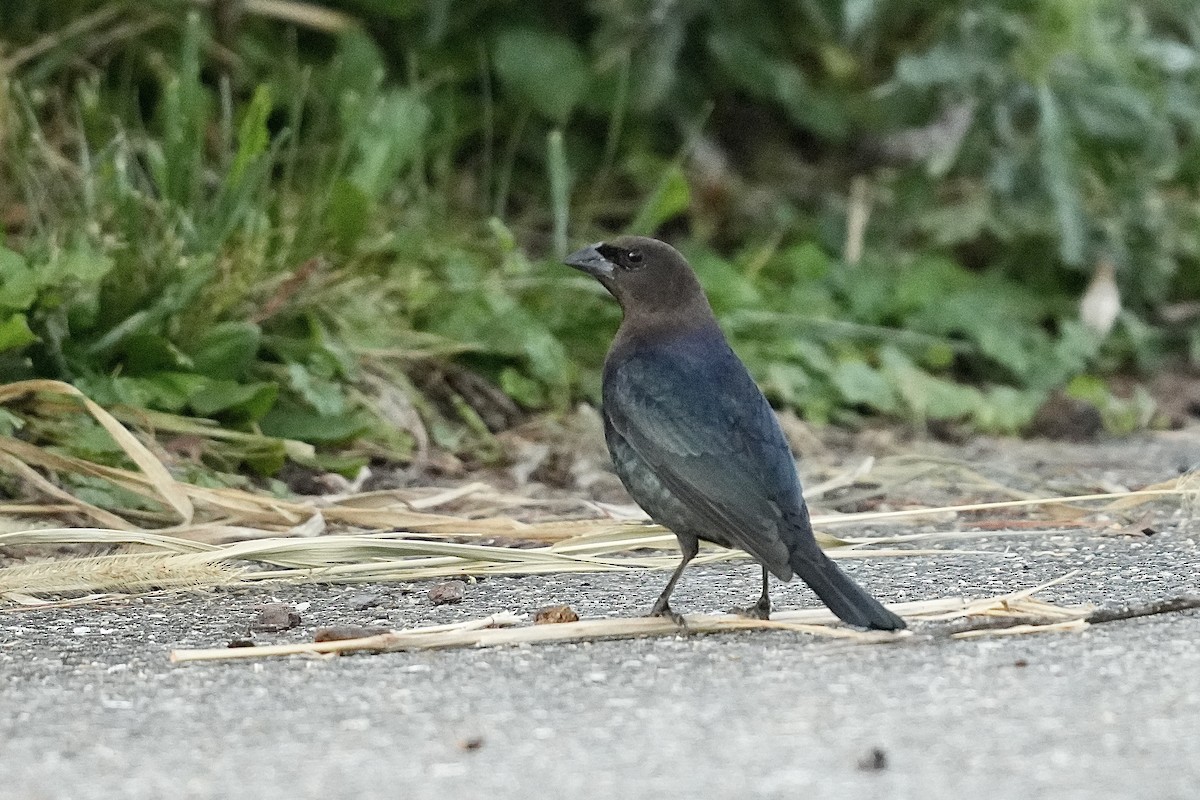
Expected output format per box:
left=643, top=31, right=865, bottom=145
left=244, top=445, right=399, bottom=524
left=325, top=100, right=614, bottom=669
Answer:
left=564, top=243, right=615, bottom=279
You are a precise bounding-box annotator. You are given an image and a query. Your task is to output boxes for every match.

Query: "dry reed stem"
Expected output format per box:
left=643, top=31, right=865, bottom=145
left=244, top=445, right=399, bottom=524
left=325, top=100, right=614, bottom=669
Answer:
left=0, top=523, right=997, bottom=600
left=951, top=619, right=1090, bottom=638
left=0, top=553, right=242, bottom=595
left=168, top=584, right=1094, bottom=664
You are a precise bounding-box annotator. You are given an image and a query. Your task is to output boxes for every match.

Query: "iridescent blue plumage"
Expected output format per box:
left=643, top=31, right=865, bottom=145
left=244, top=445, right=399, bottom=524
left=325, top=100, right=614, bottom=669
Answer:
left=566, top=236, right=904, bottom=630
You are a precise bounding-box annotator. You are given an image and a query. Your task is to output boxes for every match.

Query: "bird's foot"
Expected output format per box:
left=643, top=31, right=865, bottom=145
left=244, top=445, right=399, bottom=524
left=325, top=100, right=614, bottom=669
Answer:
left=728, top=599, right=771, bottom=620
left=647, top=606, right=686, bottom=627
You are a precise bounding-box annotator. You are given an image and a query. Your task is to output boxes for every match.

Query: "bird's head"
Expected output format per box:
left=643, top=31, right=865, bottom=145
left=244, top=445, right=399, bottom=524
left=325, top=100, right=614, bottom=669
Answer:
left=564, top=235, right=712, bottom=322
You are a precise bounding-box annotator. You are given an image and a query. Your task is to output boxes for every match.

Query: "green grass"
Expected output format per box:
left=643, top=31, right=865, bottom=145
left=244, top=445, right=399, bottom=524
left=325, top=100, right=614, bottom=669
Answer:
left=0, top=2, right=1197, bottom=480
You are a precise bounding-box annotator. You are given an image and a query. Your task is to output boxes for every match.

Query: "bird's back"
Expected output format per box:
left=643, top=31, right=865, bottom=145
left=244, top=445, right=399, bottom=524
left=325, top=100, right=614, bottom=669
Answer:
left=602, top=322, right=811, bottom=579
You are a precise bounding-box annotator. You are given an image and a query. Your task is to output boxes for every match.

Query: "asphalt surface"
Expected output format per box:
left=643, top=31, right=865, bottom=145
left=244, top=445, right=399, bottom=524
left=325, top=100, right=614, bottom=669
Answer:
left=2, top=430, right=1199, bottom=799
left=1, top=528, right=1197, bottom=800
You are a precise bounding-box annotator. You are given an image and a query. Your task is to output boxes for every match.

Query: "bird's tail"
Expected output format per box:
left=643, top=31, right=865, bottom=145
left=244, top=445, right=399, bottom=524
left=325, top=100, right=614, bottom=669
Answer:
left=792, top=550, right=906, bottom=631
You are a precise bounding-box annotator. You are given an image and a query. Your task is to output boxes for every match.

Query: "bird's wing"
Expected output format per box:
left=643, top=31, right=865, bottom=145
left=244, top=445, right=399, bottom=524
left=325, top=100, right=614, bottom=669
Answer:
left=603, top=344, right=806, bottom=577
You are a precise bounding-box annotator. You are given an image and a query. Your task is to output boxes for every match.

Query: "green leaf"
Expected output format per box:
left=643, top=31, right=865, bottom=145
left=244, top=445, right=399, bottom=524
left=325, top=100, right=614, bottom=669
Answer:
left=973, top=387, right=1043, bottom=434
left=258, top=404, right=372, bottom=443
left=306, top=451, right=371, bottom=477
left=242, top=448, right=289, bottom=477
left=57, top=419, right=131, bottom=457
left=1044, top=320, right=1101, bottom=388
left=493, top=28, right=590, bottom=123
left=117, top=334, right=191, bottom=375
left=630, top=163, right=691, bottom=235
left=692, top=248, right=761, bottom=312
left=895, top=43, right=995, bottom=88
left=1037, top=84, right=1088, bottom=265
left=0, top=248, right=38, bottom=312
left=73, top=373, right=207, bottom=413
left=327, top=179, right=371, bottom=252
left=761, top=362, right=813, bottom=407
left=499, top=367, right=545, bottom=408
left=880, top=347, right=976, bottom=420
left=918, top=195, right=992, bottom=248
left=0, top=313, right=37, bottom=353
left=329, top=29, right=386, bottom=96
left=157, top=13, right=207, bottom=208
left=350, top=89, right=431, bottom=200
left=831, top=359, right=899, bottom=413
left=546, top=129, right=571, bottom=258
left=1068, top=81, right=1155, bottom=142
left=68, top=475, right=163, bottom=512
left=48, top=245, right=115, bottom=286
left=286, top=362, right=346, bottom=416
left=187, top=321, right=262, bottom=380
left=189, top=380, right=278, bottom=420
left=1065, top=373, right=1108, bottom=406
left=229, top=84, right=272, bottom=187
left=1140, top=39, right=1199, bottom=74
left=892, top=257, right=972, bottom=313
left=791, top=339, right=836, bottom=374
left=777, top=243, right=833, bottom=283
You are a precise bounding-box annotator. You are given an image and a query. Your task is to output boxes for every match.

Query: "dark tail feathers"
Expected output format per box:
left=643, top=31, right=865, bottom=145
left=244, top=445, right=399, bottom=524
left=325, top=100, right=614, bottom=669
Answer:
left=793, top=551, right=905, bottom=631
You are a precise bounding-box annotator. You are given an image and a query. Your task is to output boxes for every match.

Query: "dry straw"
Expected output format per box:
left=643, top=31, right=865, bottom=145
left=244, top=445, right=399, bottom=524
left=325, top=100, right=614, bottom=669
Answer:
left=0, top=379, right=1195, bottom=604
left=168, top=576, right=1095, bottom=664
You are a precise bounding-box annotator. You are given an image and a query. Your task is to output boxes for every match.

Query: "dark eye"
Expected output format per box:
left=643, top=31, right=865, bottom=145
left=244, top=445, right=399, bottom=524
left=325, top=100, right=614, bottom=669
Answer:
left=624, top=250, right=644, bottom=269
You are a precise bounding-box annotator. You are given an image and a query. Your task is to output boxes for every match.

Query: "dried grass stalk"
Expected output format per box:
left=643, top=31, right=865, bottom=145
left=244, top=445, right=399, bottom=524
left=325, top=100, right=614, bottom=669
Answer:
left=169, top=580, right=1094, bottom=664
left=0, top=554, right=242, bottom=595
left=951, top=619, right=1090, bottom=638
left=0, top=526, right=981, bottom=599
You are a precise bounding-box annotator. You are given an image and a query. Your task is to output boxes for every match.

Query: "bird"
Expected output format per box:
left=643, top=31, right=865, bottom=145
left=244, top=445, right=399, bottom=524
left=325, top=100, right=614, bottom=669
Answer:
left=564, top=235, right=905, bottom=630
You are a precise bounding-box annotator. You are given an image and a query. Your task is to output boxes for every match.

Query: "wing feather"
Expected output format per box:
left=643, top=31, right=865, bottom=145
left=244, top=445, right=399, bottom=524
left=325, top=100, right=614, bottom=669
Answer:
left=603, top=338, right=805, bottom=578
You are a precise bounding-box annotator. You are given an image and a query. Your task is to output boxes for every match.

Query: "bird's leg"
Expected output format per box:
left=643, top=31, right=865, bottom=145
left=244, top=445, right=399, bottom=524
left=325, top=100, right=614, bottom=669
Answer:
left=648, top=536, right=698, bottom=626
left=729, top=565, right=771, bottom=620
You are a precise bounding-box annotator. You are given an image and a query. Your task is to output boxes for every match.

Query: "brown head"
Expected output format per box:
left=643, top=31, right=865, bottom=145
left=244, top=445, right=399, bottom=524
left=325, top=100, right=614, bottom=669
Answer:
left=564, top=236, right=715, bottom=331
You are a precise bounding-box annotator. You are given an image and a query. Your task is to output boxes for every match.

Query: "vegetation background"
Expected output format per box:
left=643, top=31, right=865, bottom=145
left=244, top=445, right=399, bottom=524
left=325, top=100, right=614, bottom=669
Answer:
left=1, top=0, right=1198, bottom=489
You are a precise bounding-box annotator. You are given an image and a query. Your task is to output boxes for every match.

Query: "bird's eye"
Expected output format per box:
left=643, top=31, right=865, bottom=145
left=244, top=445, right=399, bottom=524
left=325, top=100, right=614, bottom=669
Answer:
left=624, top=250, right=644, bottom=269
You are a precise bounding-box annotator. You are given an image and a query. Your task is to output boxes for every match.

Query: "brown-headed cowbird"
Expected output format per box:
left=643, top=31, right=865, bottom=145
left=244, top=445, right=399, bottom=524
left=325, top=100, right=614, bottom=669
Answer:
left=565, top=236, right=905, bottom=630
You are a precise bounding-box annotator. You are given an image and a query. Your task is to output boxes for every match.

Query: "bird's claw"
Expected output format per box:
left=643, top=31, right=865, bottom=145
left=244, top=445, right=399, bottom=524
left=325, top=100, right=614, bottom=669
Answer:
left=728, top=602, right=771, bottom=620
left=647, top=607, right=687, bottom=627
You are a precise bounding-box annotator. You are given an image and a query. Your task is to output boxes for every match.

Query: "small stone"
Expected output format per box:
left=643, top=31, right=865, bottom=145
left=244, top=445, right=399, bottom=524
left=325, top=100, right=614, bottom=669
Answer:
left=313, top=626, right=391, bottom=643
left=346, top=592, right=384, bottom=611
left=534, top=605, right=580, bottom=624
left=857, top=747, right=888, bottom=772
left=458, top=736, right=484, bottom=751
left=251, top=603, right=301, bottom=632
left=428, top=580, right=466, bottom=605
